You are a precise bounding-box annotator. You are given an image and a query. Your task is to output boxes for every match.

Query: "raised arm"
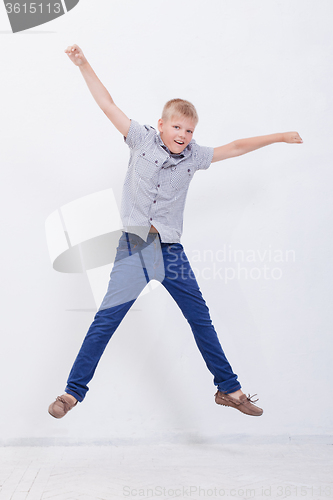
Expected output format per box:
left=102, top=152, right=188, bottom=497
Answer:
left=212, top=132, right=303, bottom=163
left=65, top=44, right=131, bottom=137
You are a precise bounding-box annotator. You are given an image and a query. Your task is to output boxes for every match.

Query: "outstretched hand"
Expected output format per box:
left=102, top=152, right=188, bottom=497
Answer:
left=283, top=132, right=303, bottom=144
left=64, top=44, right=87, bottom=67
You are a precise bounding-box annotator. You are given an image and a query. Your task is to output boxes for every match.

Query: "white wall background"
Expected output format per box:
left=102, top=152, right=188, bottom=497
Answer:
left=0, top=0, right=332, bottom=443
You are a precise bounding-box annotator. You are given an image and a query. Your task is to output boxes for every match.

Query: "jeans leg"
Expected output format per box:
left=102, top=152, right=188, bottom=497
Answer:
left=65, top=232, right=154, bottom=402
left=66, top=300, right=135, bottom=401
left=161, top=243, right=241, bottom=394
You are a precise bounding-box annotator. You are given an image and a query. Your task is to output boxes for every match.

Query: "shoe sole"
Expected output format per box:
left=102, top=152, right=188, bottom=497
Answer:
left=48, top=410, right=62, bottom=419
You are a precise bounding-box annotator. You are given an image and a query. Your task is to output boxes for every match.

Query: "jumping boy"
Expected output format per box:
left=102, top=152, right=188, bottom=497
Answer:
left=48, top=44, right=302, bottom=419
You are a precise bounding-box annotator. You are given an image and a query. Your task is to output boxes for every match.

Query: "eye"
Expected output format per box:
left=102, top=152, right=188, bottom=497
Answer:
left=187, top=130, right=193, bottom=134
left=173, top=125, right=180, bottom=129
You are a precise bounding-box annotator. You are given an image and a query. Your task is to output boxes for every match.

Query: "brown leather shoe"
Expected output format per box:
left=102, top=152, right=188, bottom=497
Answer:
left=48, top=394, right=78, bottom=419
left=215, top=391, right=263, bottom=416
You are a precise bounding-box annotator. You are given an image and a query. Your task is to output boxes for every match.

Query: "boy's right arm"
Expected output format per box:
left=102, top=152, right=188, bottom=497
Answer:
left=65, top=44, right=131, bottom=137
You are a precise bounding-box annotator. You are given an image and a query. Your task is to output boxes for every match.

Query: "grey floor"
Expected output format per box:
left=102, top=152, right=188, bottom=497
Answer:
left=0, top=436, right=332, bottom=500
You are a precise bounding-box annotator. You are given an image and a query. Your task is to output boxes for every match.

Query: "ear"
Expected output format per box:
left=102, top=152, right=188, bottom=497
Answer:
left=157, top=118, right=164, bottom=133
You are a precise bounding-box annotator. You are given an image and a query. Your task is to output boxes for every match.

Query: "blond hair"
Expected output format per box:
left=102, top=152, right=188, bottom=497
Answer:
left=162, top=98, right=198, bottom=125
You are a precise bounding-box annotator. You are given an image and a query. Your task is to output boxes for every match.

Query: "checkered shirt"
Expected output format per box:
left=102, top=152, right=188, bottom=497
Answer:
left=120, top=119, right=214, bottom=243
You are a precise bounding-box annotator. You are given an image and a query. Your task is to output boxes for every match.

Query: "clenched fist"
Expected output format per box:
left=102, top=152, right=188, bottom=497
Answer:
left=282, top=132, right=303, bottom=144
left=65, top=44, right=87, bottom=67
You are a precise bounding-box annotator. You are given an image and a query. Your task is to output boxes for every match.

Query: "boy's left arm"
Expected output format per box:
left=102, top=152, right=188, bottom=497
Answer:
left=212, top=132, right=303, bottom=163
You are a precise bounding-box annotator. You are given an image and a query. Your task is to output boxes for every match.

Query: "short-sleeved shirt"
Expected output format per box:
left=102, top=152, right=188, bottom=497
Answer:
left=121, top=119, right=214, bottom=243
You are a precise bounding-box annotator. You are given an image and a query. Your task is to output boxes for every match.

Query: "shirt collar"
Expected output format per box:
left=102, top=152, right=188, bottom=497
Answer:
left=156, top=133, right=193, bottom=159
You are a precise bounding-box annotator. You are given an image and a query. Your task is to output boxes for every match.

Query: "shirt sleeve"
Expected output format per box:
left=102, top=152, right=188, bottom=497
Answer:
left=124, top=119, right=154, bottom=150
left=192, top=142, right=214, bottom=171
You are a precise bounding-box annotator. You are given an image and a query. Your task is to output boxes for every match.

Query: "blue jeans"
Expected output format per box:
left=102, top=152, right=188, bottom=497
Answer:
left=65, top=232, right=241, bottom=401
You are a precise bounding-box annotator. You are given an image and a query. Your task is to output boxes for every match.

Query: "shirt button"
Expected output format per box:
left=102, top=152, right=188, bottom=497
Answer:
left=142, top=152, right=145, bottom=156
left=188, top=169, right=191, bottom=172
left=157, top=184, right=160, bottom=188
left=153, top=200, right=156, bottom=204
left=155, top=160, right=158, bottom=164
left=150, top=218, right=152, bottom=221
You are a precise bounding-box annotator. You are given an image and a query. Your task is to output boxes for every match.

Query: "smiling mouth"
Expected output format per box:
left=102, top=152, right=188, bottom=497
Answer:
left=174, top=140, right=184, bottom=145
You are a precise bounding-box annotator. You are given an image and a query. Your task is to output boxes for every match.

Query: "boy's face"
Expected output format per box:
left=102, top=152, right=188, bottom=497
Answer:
left=158, top=115, right=196, bottom=154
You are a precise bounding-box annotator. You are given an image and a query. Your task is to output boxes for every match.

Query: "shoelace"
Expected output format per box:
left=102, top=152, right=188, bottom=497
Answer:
left=56, top=396, right=72, bottom=409
left=246, top=394, right=259, bottom=404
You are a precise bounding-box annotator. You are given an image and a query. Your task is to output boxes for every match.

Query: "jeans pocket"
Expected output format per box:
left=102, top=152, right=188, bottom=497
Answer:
left=115, top=233, right=131, bottom=261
